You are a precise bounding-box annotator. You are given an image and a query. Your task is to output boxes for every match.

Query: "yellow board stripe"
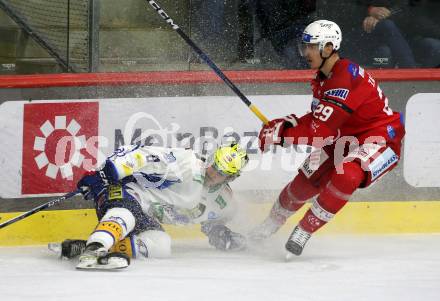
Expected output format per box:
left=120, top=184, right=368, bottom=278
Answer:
left=0, top=201, right=440, bottom=246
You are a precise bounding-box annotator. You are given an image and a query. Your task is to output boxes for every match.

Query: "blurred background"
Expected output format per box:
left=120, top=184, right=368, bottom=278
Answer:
left=0, top=0, right=439, bottom=75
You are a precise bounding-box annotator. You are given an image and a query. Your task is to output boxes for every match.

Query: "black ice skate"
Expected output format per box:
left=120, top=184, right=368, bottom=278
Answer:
left=62, top=239, right=87, bottom=258
left=48, top=239, right=86, bottom=259
left=285, top=225, right=311, bottom=256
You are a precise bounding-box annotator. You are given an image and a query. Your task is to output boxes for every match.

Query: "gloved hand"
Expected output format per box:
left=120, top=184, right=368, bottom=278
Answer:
left=77, top=170, right=108, bottom=201
left=77, top=160, right=118, bottom=200
left=204, top=224, right=246, bottom=251
left=258, top=114, right=299, bottom=152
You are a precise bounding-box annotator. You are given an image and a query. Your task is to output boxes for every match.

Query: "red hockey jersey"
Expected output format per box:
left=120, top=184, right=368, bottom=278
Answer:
left=284, top=59, right=403, bottom=145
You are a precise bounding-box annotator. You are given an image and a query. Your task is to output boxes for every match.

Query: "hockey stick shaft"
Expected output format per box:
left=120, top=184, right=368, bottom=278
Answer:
left=0, top=189, right=81, bottom=229
left=146, top=0, right=269, bottom=125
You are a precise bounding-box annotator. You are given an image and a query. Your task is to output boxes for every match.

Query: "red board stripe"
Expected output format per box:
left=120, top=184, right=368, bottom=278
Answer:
left=0, top=69, right=439, bottom=89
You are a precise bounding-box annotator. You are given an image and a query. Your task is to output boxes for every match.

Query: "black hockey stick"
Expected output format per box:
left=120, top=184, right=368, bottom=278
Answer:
left=0, top=189, right=81, bottom=229
left=146, top=0, right=269, bottom=124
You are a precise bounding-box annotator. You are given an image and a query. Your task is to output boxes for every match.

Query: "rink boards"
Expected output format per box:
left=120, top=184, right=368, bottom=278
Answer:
left=0, top=70, right=439, bottom=246
left=1, top=201, right=440, bottom=246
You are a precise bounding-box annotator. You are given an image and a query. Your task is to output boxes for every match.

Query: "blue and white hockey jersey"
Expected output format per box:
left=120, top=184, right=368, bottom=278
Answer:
left=105, top=145, right=236, bottom=226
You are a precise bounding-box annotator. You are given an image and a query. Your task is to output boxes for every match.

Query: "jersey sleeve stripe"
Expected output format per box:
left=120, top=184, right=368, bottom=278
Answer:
left=322, top=97, right=354, bottom=114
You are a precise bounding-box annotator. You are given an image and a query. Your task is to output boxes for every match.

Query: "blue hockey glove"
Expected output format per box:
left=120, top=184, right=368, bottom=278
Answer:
left=77, top=160, right=119, bottom=200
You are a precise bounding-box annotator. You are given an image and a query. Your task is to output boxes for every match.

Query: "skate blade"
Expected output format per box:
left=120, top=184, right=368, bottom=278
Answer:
left=76, top=258, right=129, bottom=271
left=285, top=252, right=294, bottom=262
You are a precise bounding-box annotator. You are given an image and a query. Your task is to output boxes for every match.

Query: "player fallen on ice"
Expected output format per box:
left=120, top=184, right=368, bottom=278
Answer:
left=58, top=143, right=248, bottom=270
left=249, top=20, right=405, bottom=256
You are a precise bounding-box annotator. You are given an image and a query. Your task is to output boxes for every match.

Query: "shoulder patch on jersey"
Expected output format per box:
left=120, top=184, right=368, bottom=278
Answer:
left=347, top=63, right=359, bottom=78
left=323, top=88, right=349, bottom=101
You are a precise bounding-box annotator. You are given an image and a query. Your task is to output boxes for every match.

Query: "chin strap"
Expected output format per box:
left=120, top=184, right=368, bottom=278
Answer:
left=319, top=50, right=337, bottom=70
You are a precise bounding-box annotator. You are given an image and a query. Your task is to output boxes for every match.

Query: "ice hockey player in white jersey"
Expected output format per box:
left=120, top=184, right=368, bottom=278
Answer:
left=62, top=143, right=248, bottom=270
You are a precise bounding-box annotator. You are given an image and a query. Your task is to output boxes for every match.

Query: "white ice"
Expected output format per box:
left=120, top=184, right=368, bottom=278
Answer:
left=1, top=234, right=440, bottom=301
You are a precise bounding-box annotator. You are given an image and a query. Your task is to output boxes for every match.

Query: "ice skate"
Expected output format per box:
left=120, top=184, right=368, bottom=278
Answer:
left=48, top=239, right=87, bottom=259
left=285, top=225, right=311, bottom=257
left=76, top=242, right=129, bottom=270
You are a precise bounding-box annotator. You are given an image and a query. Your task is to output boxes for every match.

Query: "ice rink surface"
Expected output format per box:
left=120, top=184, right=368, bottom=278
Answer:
left=1, top=234, right=440, bottom=301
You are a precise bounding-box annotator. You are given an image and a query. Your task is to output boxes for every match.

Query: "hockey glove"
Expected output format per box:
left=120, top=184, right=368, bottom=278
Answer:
left=203, top=224, right=246, bottom=251
left=258, top=114, right=299, bottom=152
left=77, top=160, right=119, bottom=200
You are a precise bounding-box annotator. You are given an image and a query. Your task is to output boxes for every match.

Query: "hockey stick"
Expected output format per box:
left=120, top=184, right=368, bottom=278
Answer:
left=146, top=0, right=269, bottom=125
left=0, top=189, right=81, bottom=229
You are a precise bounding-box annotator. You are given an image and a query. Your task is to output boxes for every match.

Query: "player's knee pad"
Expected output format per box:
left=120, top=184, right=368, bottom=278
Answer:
left=332, top=161, right=365, bottom=194
left=87, top=207, right=136, bottom=250
left=133, top=230, right=171, bottom=259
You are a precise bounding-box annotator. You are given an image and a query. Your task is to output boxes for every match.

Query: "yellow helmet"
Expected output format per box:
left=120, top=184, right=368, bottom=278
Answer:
left=213, top=143, right=249, bottom=176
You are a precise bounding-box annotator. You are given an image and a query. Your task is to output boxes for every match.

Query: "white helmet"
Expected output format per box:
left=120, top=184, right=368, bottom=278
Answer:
left=301, top=20, right=342, bottom=52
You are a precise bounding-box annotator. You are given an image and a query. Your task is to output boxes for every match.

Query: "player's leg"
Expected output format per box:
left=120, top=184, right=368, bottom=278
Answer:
left=110, top=219, right=171, bottom=259
left=60, top=229, right=171, bottom=261
left=249, top=146, right=334, bottom=240
left=59, top=193, right=168, bottom=264
left=132, top=230, right=172, bottom=259
left=286, top=122, right=405, bottom=256
left=76, top=185, right=142, bottom=269
left=248, top=171, right=320, bottom=240
left=286, top=161, right=365, bottom=256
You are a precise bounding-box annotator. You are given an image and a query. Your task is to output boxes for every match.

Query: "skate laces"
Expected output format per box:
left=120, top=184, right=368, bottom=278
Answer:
left=71, top=242, right=85, bottom=256
left=289, top=226, right=311, bottom=247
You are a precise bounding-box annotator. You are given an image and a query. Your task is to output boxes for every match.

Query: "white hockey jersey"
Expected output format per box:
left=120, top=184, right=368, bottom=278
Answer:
left=106, top=145, right=235, bottom=226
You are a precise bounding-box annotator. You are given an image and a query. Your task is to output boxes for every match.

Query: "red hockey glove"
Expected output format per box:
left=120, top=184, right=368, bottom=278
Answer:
left=258, top=114, right=299, bottom=152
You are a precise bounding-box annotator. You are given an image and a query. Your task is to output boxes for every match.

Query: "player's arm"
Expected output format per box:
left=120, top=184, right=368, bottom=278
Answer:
left=200, top=185, right=246, bottom=251
left=77, top=145, right=178, bottom=200
left=201, top=222, right=246, bottom=251
left=105, top=145, right=178, bottom=180
left=284, top=98, right=352, bottom=146
left=259, top=90, right=356, bottom=151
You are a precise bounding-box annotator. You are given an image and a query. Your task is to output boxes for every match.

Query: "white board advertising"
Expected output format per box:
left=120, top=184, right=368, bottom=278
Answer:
left=404, top=93, right=440, bottom=187
left=0, top=95, right=312, bottom=198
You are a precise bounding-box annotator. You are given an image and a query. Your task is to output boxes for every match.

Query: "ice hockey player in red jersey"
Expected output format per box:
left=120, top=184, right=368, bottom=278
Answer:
left=249, top=20, right=405, bottom=256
